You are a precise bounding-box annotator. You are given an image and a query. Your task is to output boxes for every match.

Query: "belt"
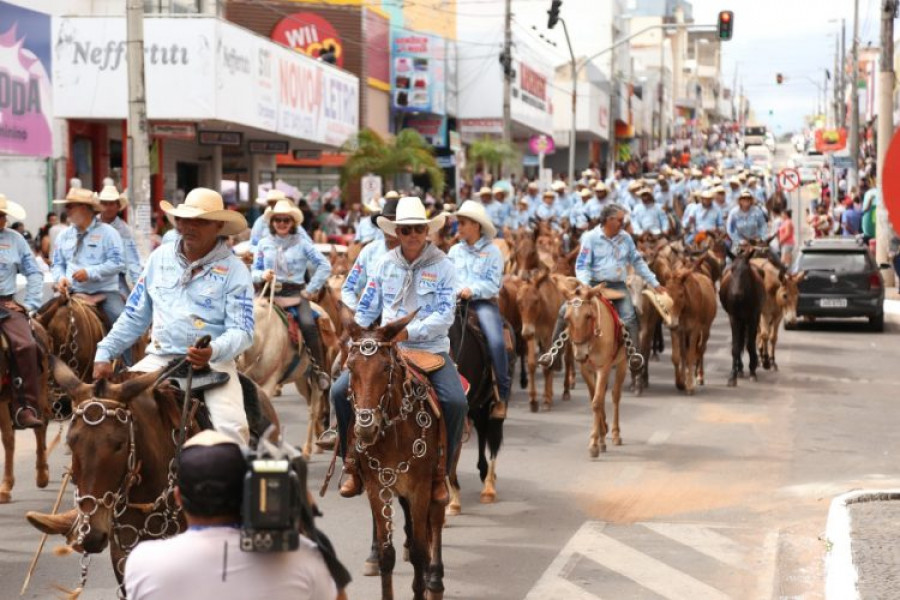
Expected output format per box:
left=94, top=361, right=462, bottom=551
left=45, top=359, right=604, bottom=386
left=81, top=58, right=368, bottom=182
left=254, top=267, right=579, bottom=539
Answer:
left=0, top=295, right=14, bottom=301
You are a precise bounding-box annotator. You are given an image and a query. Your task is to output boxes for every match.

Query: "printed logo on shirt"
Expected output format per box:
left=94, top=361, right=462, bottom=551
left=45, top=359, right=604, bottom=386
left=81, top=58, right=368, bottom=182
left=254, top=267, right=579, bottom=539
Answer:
left=0, top=243, right=10, bottom=250
left=212, top=265, right=229, bottom=276
left=89, top=234, right=102, bottom=243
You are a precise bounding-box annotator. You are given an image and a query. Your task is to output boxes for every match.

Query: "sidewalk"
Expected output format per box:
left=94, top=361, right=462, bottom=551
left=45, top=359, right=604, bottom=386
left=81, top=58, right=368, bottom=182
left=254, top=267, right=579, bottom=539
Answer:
left=826, top=491, right=900, bottom=600
left=886, top=288, right=900, bottom=327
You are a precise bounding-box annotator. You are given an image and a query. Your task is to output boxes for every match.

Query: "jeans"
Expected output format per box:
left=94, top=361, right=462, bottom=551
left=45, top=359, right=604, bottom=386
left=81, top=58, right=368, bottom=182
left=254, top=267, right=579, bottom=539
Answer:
left=101, top=291, right=132, bottom=366
left=552, top=280, right=638, bottom=344
left=470, top=300, right=510, bottom=400
left=286, top=299, right=325, bottom=366
left=331, top=352, right=467, bottom=470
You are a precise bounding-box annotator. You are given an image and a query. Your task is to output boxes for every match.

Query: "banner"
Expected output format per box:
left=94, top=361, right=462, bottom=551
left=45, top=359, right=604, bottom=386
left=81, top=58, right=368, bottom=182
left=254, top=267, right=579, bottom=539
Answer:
left=815, top=128, right=848, bottom=153
left=271, top=12, right=344, bottom=68
left=390, top=28, right=445, bottom=115
left=0, top=1, right=52, bottom=157
left=404, top=114, right=446, bottom=147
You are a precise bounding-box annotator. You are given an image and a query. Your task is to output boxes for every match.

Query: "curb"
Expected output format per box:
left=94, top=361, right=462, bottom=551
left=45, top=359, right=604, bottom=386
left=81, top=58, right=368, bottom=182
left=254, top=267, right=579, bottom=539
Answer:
left=886, top=299, right=900, bottom=326
left=825, top=489, right=900, bottom=600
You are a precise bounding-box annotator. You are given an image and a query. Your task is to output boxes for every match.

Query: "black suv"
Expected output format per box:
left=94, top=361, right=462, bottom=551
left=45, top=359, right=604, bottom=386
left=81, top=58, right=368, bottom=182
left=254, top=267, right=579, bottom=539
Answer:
left=794, top=238, right=886, bottom=332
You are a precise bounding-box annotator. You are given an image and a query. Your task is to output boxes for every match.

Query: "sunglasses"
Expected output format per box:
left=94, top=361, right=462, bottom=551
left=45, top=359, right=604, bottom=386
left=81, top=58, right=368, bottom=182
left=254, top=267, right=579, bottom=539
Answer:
left=272, top=217, right=294, bottom=224
left=397, top=224, right=427, bottom=236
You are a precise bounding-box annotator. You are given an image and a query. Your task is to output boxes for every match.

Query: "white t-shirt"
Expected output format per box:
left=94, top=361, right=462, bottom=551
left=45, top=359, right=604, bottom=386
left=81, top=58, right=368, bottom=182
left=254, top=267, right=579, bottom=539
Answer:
left=124, top=526, right=337, bottom=600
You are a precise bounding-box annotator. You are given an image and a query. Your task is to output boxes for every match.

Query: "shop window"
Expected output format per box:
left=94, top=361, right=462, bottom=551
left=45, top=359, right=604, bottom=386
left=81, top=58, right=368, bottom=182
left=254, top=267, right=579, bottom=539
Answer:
left=143, top=0, right=201, bottom=14
left=109, top=140, right=123, bottom=170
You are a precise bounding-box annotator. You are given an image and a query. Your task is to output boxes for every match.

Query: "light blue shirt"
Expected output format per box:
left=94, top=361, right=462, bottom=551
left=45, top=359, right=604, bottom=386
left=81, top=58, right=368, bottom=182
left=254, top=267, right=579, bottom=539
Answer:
left=341, top=238, right=391, bottom=311
left=630, top=202, right=670, bottom=235
left=569, top=200, right=591, bottom=230
left=682, top=203, right=724, bottom=233
left=481, top=200, right=509, bottom=233
left=727, top=205, right=768, bottom=244
left=0, top=228, right=42, bottom=310
left=354, top=217, right=383, bottom=244
left=251, top=234, right=331, bottom=294
left=522, top=194, right=541, bottom=217
left=356, top=246, right=457, bottom=354
left=51, top=220, right=125, bottom=294
left=447, top=236, right=503, bottom=300
left=95, top=241, right=254, bottom=364
left=161, top=229, right=180, bottom=245
left=654, top=188, right=674, bottom=210
left=575, top=229, right=660, bottom=288
left=104, top=216, right=143, bottom=285
left=534, top=202, right=559, bottom=223
left=507, top=208, right=532, bottom=230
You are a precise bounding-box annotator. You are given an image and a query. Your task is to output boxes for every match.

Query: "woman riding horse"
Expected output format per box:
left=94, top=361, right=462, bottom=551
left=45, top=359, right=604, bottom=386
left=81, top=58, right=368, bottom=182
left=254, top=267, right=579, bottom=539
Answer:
left=252, top=199, right=332, bottom=391
left=448, top=200, right=509, bottom=420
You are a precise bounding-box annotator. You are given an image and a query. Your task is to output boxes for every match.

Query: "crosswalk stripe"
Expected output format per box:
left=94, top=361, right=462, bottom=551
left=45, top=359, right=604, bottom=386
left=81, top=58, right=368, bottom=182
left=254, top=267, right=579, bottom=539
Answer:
left=524, top=575, right=602, bottom=600
left=640, top=522, right=749, bottom=570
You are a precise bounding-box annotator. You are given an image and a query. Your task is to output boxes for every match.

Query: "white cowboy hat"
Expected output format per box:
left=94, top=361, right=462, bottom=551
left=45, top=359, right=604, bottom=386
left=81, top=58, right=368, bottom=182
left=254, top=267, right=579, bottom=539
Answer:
left=264, top=199, right=304, bottom=225
left=527, top=181, right=539, bottom=190
left=97, top=185, right=128, bottom=209
left=579, top=188, right=593, bottom=199
left=713, top=186, right=726, bottom=195
left=594, top=182, right=609, bottom=193
left=477, top=187, right=493, bottom=196
left=643, top=289, right=674, bottom=326
left=53, top=187, right=100, bottom=210
left=551, top=180, right=567, bottom=191
left=0, top=194, right=26, bottom=221
left=542, top=190, right=556, bottom=198
left=492, top=185, right=507, bottom=195
left=455, top=200, right=497, bottom=239
left=384, top=190, right=401, bottom=200
left=160, top=187, right=248, bottom=236
left=728, top=177, right=741, bottom=186
left=377, top=196, right=446, bottom=236
left=627, top=180, right=643, bottom=192
left=700, top=189, right=715, bottom=200
left=738, top=190, right=754, bottom=200
left=363, top=196, right=385, bottom=214
left=255, top=188, right=286, bottom=207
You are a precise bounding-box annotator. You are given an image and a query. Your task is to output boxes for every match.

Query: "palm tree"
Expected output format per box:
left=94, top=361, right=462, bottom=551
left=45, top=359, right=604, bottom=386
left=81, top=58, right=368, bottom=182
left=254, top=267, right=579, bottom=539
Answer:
left=340, top=128, right=445, bottom=196
left=467, top=137, right=519, bottom=180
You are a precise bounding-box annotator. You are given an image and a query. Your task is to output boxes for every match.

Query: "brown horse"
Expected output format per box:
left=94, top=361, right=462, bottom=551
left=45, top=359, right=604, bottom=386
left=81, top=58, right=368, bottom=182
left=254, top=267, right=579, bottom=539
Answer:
left=752, top=259, right=803, bottom=371
left=558, top=279, right=628, bottom=458
left=0, top=318, right=51, bottom=503
left=344, top=312, right=447, bottom=600
left=665, top=264, right=718, bottom=394
left=720, top=248, right=766, bottom=386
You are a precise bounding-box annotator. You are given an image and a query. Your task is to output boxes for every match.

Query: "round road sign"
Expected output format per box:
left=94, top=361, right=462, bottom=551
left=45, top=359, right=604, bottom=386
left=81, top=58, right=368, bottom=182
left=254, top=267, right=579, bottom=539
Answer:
left=777, top=168, right=801, bottom=192
left=880, top=127, right=900, bottom=235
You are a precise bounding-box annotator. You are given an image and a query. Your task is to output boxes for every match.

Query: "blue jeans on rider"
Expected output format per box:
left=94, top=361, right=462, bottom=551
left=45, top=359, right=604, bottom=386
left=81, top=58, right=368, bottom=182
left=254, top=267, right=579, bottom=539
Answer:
left=471, top=300, right=510, bottom=401
left=553, top=280, right=638, bottom=344
left=102, top=291, right=132, bottom=366
left=331, top=352, right=467, bottom=470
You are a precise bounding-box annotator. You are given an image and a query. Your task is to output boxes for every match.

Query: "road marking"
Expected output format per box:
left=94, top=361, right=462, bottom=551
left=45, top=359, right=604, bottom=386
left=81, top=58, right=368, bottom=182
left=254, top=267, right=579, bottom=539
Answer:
left=647, top=430, right=671, bottom=445
left=641, top=522, right=748, bottom=570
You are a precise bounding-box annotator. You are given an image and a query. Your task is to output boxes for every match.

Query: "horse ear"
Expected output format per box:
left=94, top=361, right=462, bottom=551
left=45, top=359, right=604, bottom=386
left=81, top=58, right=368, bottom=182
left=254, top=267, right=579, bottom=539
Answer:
left=49, top=356, right=92, bottom=405
left=379, top=308, right=420, bottom=342
left=793, top=271, right=806, bottom=283
left=557, top=276, right=579, bottom=299
left=340, top=306, right=359, bottom=337
left=534, top=268, right=549, bottom=286
left=110, top=369, right=162, bottom=403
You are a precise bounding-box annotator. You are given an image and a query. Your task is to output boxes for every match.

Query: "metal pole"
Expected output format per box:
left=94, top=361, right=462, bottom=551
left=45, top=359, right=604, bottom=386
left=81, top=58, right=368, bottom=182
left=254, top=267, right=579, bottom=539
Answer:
left=607, top=20, right=618, bottom=178
left=841, top=18, right=847, bottom=128
left=834, top=34, right=840, bottom=129
left=658, top=30, right=665, bottom=148
left=560, top=18, right=577, bottom=187
left=502, top=0, right=512, bottom=152
left=849, top=0, right=860, bottom=192
left=877, top=0, right=896, bottom=286
left=126, top=0, right=152, bottom=261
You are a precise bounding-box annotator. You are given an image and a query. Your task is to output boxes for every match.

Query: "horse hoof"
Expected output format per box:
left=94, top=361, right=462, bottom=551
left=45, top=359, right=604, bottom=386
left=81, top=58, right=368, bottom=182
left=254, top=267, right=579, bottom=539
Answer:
left=479, top=491, right=496, bottom=504
left=589, top=445, right=600, bottom=458
left=738, top=370, right=746, bottom=379
left=541, top=401, right=552, bottom=412
left=445, top=503, right=461, bottom=517
left=529, top=400, right=538, bottom=413
left=562, top=392, right=571, bottom=402
left=362, top=558, right=379, bottom=577
left=0, top=490, right=9, bottom=504
left=686, top=388, right=695, bottom=396
left=628, top=382, right=636, bottom=393
left=36, top=468, right=49, bottom=489
left=727, top=378, right=737, bottom=387
left=750, top=373, right=758, bottom=382
left=675, top=381, right=686, bottom=391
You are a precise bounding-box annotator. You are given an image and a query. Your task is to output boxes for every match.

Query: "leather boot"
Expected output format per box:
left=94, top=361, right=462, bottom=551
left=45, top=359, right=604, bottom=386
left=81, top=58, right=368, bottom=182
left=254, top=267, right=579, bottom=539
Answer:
left=26, top=508, right=78, bottom=536
left=490, top=401, right=507, bottom=420
left=339, top=460, right=363, bottom=498
left=315, top=428, right=337, bottom=451
left=14, top=405, right=42, bottom=430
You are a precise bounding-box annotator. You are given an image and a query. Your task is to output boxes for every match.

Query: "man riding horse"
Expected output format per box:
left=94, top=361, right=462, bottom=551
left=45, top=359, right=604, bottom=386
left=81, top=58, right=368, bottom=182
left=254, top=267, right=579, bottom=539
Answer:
left=0, top=194, right=45, bottom=429
left=448, top=200, right=509, bottom=420
left=96, top=182, right=143, bottom=297
left=331, top=196, right=467, bottom=504
left=27, top=187, right=256, bottom=538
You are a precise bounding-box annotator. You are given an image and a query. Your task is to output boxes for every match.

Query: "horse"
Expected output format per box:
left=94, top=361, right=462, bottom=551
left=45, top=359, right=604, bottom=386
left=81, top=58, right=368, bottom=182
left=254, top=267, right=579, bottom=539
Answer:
left=752, top=259, right=803, bottom=371
left=498, top=275, right=527, bottom=390
left=558, top=279, right=628, bottom=458
left=344, top=312, right=447, bottom=600
left=719, top=248, right=766, bottom=386
left=665, top=263, right=718, bottom=395
left=447, top=302, right=510, bottom=513
left=0, top=318, right=51, bottom=503
left=516, top=270, right=575, bottom=412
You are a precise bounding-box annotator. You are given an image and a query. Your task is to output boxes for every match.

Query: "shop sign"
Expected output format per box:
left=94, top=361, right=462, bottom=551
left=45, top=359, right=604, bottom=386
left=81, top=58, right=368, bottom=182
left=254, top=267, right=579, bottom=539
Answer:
left=270, top=12, right=344, bottom=68
left=0, top=1, right=53, bottom=157
left=150, top=122, right=197, bottom=139
left=248, top=139, right=290, bottom=154
left=405, top=115, right=446, bottom=147
left=198, top=130, right=242, bottom=146
left=390, top=28, right=445, bottom=115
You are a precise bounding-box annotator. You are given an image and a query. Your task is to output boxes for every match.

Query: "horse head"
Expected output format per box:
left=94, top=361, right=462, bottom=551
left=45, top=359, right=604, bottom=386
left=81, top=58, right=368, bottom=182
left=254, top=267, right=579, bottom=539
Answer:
left=665, top=265, right=701, bottom=329
left=345, top=310, right=419, bottom=447
left=515, top=270, right=549, bottom=340
left=777, top=271, right=805, bottom=326
left=558, top=278, right=618, bottom=363
left=51, top=358, right=164, bottom=554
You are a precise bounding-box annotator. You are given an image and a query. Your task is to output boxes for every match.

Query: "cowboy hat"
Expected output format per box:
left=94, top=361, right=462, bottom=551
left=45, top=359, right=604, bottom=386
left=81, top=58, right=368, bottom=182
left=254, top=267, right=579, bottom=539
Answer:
left=384, top=190, right=400, bottom=200
left=700, top=189, right=714, bottom=200
left=97, top=185, right=128, bottom=209
left=713, top=186, right=726, bottom=195
left=477, top=187, right=493, bottom=196
left=691, top=168, right=702, bottom=177
left=455, top=200, right=497, bottom=239
left=377, top=196, right=446, bottom=236
left=542, top=190, right=556, bottom=198
left=264, top=199, right=304, bottom=225
left=581, top=169, right=594, bottom=178
left=0, top=194, right=26, bottom=221
left=363, top=197, right=385, bottom=213
left=551, top=180, right=567, bottom=191
left=372, top=195, right=401, bottom=230
left=255, top=188, right=286, bottom=207
left=642, top=289, right=674, bottom=326
left=728, top=177, right=741, bottom=186
left=527, top=181, right=539, bottom=190
left=738, top=190, right=754, bottom=200
left=160, top=187, right=248, bottom=236
left=579, top=188, right=593, bottom=199
left=594, top=182, right=609, bottom=193
left=627, top=180, right=642, bottom=192
left=637, top=186, right=654, bottom=197
left=53, top=187, right=100, bottom=210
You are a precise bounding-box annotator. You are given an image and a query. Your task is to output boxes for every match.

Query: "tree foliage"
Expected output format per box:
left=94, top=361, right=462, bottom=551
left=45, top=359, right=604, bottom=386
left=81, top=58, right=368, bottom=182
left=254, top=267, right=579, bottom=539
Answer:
left=340, top=128, right=445, bottom=196
left=466, top=137, right=519, bottom=179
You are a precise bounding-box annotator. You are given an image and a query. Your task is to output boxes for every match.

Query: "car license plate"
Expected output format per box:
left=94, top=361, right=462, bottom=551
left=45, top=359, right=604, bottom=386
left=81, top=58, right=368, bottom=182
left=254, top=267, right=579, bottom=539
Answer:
left=820, top=298, right=847, bottom=308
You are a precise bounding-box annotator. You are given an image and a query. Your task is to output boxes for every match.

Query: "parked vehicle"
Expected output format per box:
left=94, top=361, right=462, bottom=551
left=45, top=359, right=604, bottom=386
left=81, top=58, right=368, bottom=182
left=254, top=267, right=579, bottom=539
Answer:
left=743, top=125, right=767, bottom=148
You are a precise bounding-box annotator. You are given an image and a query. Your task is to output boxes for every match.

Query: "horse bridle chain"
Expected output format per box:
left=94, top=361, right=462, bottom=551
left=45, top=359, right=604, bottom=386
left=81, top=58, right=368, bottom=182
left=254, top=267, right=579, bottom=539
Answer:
left=69, top=399, right=183, bottom=598
left=49, top=306, right=92, bottom=420
left=348, top=338, right=433, bottom=548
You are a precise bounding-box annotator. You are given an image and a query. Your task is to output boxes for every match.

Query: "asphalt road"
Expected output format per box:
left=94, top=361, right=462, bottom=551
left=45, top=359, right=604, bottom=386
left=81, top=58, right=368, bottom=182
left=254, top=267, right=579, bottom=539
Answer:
left=1, top=310, right=898, bottom=600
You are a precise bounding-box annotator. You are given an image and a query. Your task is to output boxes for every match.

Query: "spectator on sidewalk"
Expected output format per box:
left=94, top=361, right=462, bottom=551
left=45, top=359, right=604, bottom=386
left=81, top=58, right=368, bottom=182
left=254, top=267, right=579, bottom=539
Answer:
left=841, top=200, right=862, bottom=237
left=779, top=209, right=796, bottom=267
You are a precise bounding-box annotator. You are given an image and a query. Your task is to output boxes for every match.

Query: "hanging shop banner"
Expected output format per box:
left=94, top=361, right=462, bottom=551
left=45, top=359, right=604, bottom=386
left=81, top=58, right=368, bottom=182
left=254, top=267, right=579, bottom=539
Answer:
left=404, top=114, right=446, bottom=147
left=0, top=1, right=52, bottom=157
left=814, top=128, right=848, bottom=153
left=270, top=12, right=344, bottom=68
left=390, top=28, right=445, bottom=115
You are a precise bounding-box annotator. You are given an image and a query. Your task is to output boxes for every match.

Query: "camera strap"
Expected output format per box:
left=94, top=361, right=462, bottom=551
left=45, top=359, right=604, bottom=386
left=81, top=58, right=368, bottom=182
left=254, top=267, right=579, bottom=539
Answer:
left=319, top=439, right=340, bottom=498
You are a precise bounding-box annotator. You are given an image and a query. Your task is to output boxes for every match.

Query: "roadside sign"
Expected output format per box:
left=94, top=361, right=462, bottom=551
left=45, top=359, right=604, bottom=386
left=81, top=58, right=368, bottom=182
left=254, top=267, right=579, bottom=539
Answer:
left=777, top=168, right=801, bottom=192
left=360, top=175, right=382, bottom=206
left=881, top=125, right=900, bottom=234
left=831, top=152, right=854, bottom=169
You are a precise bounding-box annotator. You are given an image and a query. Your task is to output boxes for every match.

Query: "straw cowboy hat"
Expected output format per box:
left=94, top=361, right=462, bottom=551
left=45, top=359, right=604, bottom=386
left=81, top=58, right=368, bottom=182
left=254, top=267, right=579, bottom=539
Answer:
left=0, top=194, right=26, bottom=221
left=264, top=199, right=304, bottom=225
left=579, top=188, right=593, bottom=199
left=53, top=187, right=100, bottom=210
left=637, top=186, right=654, bottom=198
left=527, top=181, right=539, bottom=190
left=255, top=188, right=286, bottom=207
left=455, top=200, right=497, bottom=239
left=363, top=196, right=385, bottom=214
left=542, top=190, right=556, bottom=198
left=738, top=190, right=754, bottom=200
left=594, top=182, right=609, bottom=193
left=728, top=177, right=741, bottom=187
left=377, top=196, right=446, bottom=236
left=384, top=190, right=400, bottom=200
left=700, top=189, right=715, bottom=200
left=642, top=289, right=674, bottom=326
left=627, top=180, right=643, bottom=192
left=477, top=187, right=493, bottom=196
left=160, top=187, right=248, bottom=236
left=551, top=180, right=567, bottom=191
left=97, top=185, right=128, bottom=209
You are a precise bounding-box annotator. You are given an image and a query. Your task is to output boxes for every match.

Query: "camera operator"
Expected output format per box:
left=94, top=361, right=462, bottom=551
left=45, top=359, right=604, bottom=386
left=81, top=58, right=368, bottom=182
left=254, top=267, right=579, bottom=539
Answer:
left=125, top=431, right=343, bottom=600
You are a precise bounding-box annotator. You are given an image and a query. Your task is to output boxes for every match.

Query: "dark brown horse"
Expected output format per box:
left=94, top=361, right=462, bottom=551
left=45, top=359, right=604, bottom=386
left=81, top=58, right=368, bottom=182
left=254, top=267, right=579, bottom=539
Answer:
left=719, top=248, right=766, bottom=386
left=344, top=312, right=447, bottom=600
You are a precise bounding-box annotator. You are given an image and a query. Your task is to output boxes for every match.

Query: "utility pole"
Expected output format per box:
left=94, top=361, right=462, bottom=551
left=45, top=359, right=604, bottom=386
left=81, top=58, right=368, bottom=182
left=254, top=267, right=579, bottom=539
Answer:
left=849, top=0, right=860, bottom=192
left=841, top=18, right=846, bottom=128
left=877, top=0, right=896, bottom=286
left=560, top=19, right=576, bottom=187
left=502, top=0, right=513, bottom=153
left=834, top=34, right=840, bottom=128
left=126, top=0, right=152, bottom=260
left=607, top=24, right=618, bottom=178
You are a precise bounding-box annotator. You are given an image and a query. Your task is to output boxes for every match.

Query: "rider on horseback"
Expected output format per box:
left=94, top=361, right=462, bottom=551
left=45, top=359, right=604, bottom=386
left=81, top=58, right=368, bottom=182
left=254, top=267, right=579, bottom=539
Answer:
left=96, top=182, right=143, bottom=297
left=728, top=190, right=786, bottom=272
left=0, top=194, right=45, bottom=429
left=448, top=201, right=509, bottom=420
left=331, top=197, right=467, bottom=503
left=682, top=189, right=724, bottom=245
left=252, top=199, right=331, bottom=391
left=341, top=195, right=400, bottom=312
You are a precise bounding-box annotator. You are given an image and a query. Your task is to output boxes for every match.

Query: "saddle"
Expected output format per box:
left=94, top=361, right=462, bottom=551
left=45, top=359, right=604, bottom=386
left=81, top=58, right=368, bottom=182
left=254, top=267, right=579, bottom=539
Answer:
left=71, top=294, right=112, bottom=330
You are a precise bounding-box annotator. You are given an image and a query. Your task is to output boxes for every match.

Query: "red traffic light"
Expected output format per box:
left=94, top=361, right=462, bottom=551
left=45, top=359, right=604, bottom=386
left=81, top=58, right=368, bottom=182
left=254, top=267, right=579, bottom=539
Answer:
left=717, top=10, right=734, bottom=41
left=720, top=12, right=731, bottom=22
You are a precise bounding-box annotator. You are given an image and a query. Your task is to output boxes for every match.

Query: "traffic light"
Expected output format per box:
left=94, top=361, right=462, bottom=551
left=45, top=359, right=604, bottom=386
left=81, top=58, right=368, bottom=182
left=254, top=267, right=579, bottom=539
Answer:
left=717, top=10, right=734, bottom=41
left=547, top=0, right=562, bottom=29
left=776, top=73, right=783, bottom=85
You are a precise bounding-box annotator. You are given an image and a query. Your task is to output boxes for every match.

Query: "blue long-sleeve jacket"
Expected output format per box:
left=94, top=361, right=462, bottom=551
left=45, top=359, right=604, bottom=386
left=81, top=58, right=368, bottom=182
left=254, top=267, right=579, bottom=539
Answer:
left=630, top=203, right=670, bottom=235
left=447, top=236, right=502, bottom=300
left=682, top=203, right=723, bottom=233
left=575, top=229, right=660, bottom=288
left=356, top=246, right=457, bottom=354
left=354, top=217, right=384, bottom=244
left=341, top=238, right=391, bottom=311
left=727, top=205, right=768, bottom=244
left=0, top=228, right=43, bottom=310
left=51, top=220, right=124, bottom=294
left=105, top=216, right=143, bottom=285
left=95, top=241, right=254, bottom=364
left=251, top=234, right=331, bottom=294
left=249, top=215, right=314, bottom=251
